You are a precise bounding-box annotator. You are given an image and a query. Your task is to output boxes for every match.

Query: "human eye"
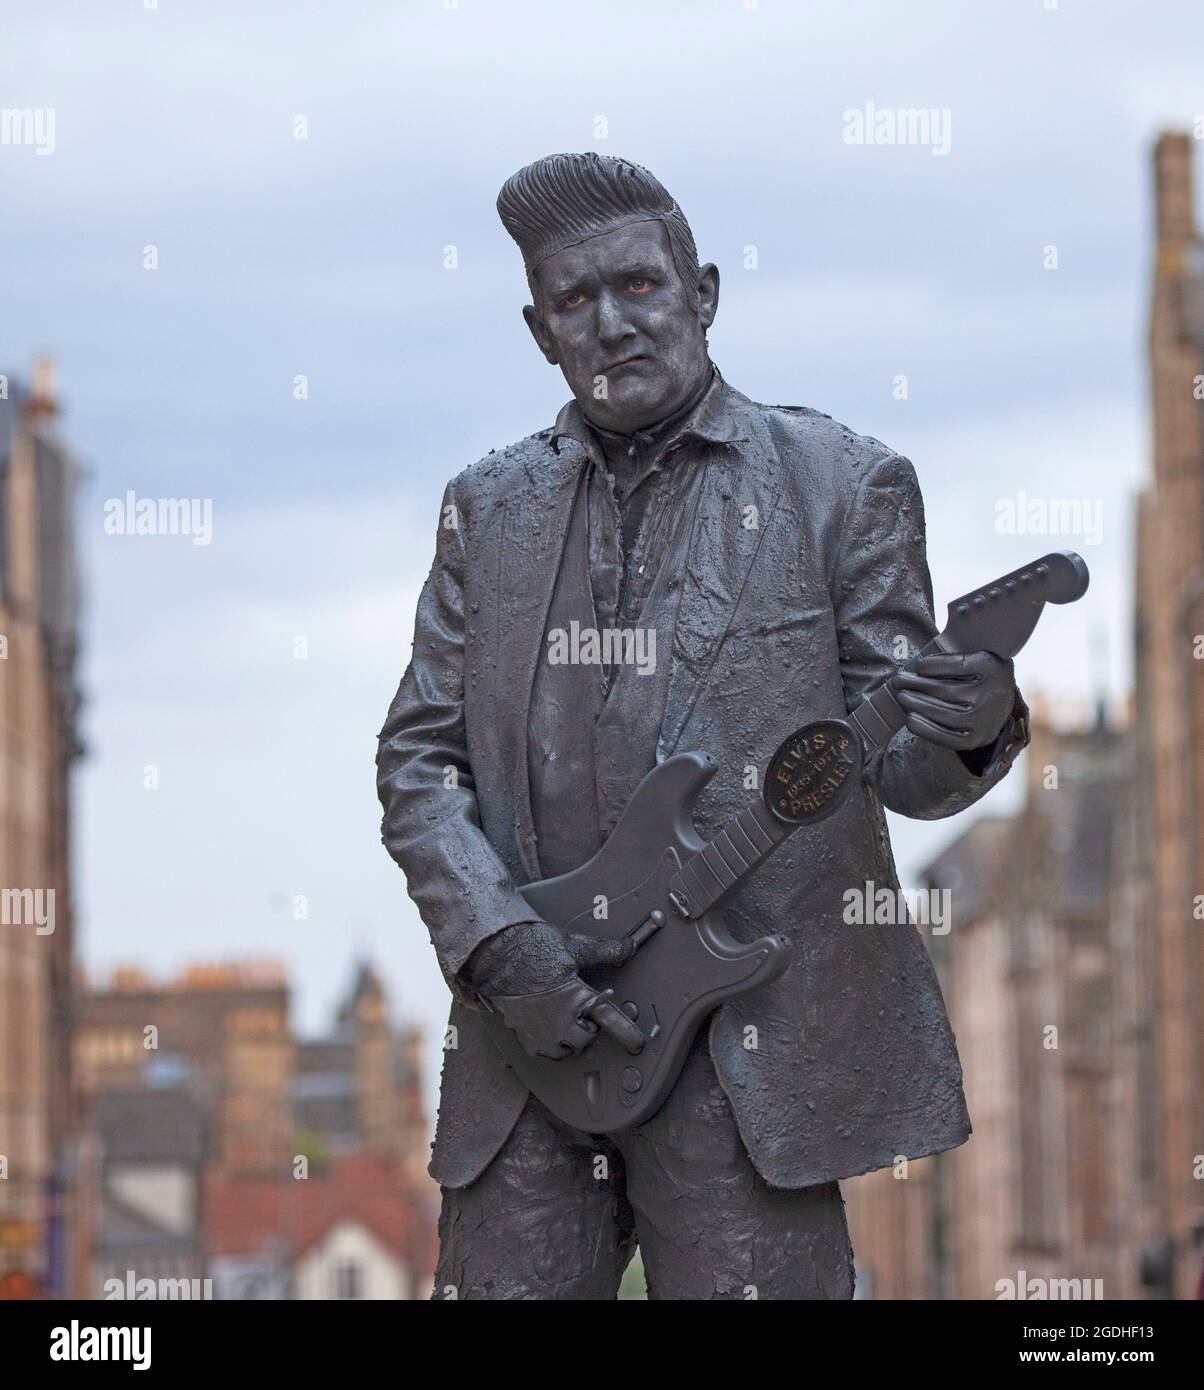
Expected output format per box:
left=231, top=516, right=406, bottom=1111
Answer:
left=625, top=276, right=654, bottom=293
left=560, top=289, right=590, bottom=309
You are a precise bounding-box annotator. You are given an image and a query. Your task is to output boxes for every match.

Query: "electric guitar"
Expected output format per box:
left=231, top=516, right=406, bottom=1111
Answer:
left=479, top=550, right=1089, bottom=1132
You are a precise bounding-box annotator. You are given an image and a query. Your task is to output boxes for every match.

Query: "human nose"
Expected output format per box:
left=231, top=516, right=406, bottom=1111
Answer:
left=595, top=289, right=637, bottom=352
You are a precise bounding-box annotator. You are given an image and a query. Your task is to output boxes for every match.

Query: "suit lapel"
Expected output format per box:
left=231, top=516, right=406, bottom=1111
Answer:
left=505, top=444, right=589, bottom=882
left=658, top=430, right=783, bottom=759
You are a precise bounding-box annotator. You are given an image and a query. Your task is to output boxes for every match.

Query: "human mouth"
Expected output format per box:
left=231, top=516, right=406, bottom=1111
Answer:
left=602, top=355, right=650, bottom=372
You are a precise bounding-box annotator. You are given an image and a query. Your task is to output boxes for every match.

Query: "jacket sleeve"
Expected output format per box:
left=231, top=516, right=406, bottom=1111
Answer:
left=376, top=478, right=542, bottom=994
left=830, top=450, right=1029, bottom=820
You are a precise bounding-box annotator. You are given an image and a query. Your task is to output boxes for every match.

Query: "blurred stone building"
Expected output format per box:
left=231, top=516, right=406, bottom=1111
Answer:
left=77, top=958, right=434, bottom=1297
left=293, top=963, right=428, bottom=1182
left=848, top=705, right=1143, bottom=1299
left=845, top=130, right=1204, bottom=1301
left=79, top=960, right=295, bottom=1177
left=0, top=361, right=83, bottom=1299
left=1133, top=129, right=1204, bottom=1301
left=90, top=1088, right=208, bottom=1299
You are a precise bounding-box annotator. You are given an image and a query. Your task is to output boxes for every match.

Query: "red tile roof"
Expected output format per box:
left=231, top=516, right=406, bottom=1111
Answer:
left=203, top=1155, right=435, bottom=1269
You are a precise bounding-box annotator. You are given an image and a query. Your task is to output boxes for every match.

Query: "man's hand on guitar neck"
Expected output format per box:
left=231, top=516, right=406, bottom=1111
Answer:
left=464, top=921, right=646, bottom=1061
left=892, top=650, right=1017, bottom=766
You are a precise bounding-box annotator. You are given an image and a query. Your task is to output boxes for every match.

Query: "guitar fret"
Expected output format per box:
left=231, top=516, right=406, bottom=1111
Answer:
left=701, top=843, right=738, bottom=889
left=748, top=808, right=779, bottom=852
left=695, top=857, right=726, bottom=896
left=714, top=830, right=749, bottom=873
left=680, top=858, right=716, bottom=912
left=748, top=801, right=788, bottom=848
left=669, top=799, right=797, bottom=918
left=850, top=701, right=888, bottom=750
left=729, top=818, right=762, bottom=862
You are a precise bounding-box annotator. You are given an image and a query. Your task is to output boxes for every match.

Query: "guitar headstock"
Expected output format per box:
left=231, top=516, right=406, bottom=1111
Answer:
left=940, top=551, right=1090, bottom=659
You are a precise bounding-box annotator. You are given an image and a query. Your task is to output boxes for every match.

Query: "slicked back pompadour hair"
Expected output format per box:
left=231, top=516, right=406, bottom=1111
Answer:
left=497, top=152, right=701, bottom=310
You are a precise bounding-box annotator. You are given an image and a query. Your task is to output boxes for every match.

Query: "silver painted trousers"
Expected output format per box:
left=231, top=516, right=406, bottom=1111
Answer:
left=433, top=1031, right=856, bottom=1300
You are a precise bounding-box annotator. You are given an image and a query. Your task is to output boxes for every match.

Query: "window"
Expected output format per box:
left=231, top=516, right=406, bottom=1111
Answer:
left=333, top=1261, right=363, bottom=1300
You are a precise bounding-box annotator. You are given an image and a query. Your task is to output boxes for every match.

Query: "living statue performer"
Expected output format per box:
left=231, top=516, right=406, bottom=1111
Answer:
left=376, top=153, right=1030, bottom=1300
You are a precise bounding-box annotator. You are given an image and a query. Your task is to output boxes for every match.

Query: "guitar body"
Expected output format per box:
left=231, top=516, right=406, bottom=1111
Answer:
left=479, top=752, right=793, bottom=1134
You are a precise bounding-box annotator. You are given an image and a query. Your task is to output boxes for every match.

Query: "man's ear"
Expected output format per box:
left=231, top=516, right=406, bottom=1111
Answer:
left=523, top=304, right=559, bottom=365
left=696, top=262, right=720, bottom=332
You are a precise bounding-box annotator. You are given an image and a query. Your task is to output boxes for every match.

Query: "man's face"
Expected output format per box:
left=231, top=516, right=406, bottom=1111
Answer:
left=524, top=220, right=717, bottom=434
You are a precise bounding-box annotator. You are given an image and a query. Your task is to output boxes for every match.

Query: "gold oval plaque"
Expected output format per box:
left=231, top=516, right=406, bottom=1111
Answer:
left=762, top=719, right=862, bottom=825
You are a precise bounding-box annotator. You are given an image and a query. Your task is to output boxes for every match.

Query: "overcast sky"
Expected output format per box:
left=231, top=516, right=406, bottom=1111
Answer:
left=3, top=1, right=1201, bottom=1106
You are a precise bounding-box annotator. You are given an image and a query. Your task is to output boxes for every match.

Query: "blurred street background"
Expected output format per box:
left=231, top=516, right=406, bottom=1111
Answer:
left=0, top=1, right=1201, bottom=1298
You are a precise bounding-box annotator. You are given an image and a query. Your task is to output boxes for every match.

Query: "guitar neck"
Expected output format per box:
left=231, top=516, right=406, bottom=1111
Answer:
left=666, top=639, right=943, bottom=920
left=846, top=634, right=945, bottom=761
left=667, top=797, right=793, bottom=921
left=665, top=642, right=939, bottom=920
left=666, top=552, right=1089, bottom=922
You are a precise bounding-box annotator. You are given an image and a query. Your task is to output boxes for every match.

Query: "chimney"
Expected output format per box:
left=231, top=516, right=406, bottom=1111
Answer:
left=28, top=354, right=58, bottom=421
left=1154, top=131, right=1195, bottom=251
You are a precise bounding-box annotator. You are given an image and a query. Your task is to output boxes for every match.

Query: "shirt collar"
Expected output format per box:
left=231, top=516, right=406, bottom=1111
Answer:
left=549, top=364, right=747, bottom=458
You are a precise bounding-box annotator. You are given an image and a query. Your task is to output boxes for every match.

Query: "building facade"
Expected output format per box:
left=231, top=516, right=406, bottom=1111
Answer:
left=1133, top=130, right=1204, bottom=1300
left=78, top=958, right=434, bottom=1297
left=0, top=361, right=82, bottom=1299
left=847, top=706, right=1148, bottom=1299
left=846, top=131, right=1204, bottom=1300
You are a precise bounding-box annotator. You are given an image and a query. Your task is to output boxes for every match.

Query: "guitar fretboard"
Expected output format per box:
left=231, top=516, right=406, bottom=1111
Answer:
left=847, top=636, right=945, bottom=759
left=667, top=798, right=791, bottom=920
left=667, top=639, right=942, bottom=921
